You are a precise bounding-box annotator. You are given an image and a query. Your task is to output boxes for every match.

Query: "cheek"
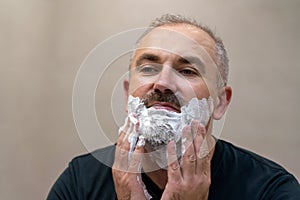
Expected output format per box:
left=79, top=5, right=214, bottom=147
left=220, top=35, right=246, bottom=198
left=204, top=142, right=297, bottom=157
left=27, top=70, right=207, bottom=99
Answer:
left=184, top=82, right=210, bottom=100
left=128, top=79, right=153, bottom=97
left=128, top=74, right=158, bottom=93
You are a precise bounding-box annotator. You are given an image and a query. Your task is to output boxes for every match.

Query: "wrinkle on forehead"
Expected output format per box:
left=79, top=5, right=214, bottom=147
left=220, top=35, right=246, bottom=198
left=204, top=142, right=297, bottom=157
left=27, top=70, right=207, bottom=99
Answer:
left=136, top=25, right=217, bottom=63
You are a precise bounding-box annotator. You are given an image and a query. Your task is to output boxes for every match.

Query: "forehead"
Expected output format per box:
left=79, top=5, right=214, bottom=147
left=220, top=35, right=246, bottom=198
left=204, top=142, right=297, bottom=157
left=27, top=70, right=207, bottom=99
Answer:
left=132, top=24, right=217, bottom=64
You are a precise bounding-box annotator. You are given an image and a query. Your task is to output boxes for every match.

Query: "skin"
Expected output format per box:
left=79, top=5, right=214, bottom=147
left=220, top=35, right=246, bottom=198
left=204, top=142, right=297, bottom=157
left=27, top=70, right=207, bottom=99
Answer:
left=112, top=23, right=232, bottom=200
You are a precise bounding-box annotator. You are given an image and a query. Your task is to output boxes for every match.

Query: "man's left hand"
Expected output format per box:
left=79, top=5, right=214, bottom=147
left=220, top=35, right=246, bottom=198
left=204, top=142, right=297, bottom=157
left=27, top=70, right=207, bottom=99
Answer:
left=161, top=120, right=211, bottom=200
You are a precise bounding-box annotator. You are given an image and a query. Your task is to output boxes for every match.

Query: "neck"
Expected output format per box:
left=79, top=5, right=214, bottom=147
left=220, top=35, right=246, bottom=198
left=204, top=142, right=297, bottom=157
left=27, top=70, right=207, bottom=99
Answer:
left=146, top=169, right=168, bottom=190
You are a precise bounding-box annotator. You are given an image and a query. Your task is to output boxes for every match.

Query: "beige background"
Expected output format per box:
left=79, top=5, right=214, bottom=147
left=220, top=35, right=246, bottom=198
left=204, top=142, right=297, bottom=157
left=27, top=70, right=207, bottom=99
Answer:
left=1, top=0, right=300, bottom=199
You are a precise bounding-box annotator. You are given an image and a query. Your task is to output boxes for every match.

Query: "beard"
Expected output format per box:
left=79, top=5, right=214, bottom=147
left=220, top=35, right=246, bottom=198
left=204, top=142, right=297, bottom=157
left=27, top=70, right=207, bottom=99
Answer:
left=139, top=90, right=183, bottom=147
left=124, top=92, right=213, bottom=169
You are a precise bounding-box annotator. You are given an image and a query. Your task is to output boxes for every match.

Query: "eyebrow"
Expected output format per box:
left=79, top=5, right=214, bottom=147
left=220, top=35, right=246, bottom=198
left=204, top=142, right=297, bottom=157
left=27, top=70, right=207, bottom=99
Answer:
left=178, top=56, right=206, bottom=74
left=135, top=53, right=161, bottom=66
left=178, top=56, right=204, bottom=67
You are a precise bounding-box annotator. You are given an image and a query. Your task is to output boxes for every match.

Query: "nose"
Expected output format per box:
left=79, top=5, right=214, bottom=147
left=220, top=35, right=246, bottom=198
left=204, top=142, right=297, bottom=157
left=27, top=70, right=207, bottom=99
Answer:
left=153, top=66, right=177, bottom=93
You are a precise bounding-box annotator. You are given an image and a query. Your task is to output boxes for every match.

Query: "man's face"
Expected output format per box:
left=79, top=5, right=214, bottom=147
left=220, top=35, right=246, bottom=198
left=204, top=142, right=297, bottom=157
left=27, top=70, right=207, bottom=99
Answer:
left=124, top=24, right=219, bottom=111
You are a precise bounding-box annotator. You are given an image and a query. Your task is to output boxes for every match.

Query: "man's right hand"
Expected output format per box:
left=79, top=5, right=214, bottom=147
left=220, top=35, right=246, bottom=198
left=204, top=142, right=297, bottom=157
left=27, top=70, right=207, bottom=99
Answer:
left=112, top=121, right=148, bottom=200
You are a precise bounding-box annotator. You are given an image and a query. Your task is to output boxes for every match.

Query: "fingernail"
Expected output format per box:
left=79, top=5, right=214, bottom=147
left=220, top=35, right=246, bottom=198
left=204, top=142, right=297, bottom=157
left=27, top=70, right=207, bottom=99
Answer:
left=169, top=140, right=175, bottom=147
left=129, top=113, right=138, bottom=125
left=137, top=135, right=145, bottom=147
left=192, top=119, right=200, bottom=126
left=199, top=125, right=206, bottom=134
left=181, top=137, right=187, bottom=144
left=167, top=140, right=176, bottom=152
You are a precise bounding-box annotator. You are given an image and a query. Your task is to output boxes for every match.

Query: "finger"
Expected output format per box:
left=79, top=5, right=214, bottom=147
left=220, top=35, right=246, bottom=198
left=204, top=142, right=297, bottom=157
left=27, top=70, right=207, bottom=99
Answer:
left=114, top=119, right=134, bottom=171
left=197, top=151, right=211, bottom=178
left=193, top=123, right=211, bottom=175
left=167, top=140, right=181, bottom=182
left=116, top=117, right=131, bottom=146
left=127, top=136, right=145, bottom=173
left=114, top=120, right=128, bottom=171
left=181, top=122, right=197, bottom=178
left=193, top=123, right=207, bottom=159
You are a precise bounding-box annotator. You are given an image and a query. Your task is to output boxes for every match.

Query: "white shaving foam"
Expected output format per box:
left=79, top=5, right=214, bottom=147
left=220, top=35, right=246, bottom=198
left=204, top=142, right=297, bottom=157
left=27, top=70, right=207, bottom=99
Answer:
left=119, top=95, right=214, bottom=169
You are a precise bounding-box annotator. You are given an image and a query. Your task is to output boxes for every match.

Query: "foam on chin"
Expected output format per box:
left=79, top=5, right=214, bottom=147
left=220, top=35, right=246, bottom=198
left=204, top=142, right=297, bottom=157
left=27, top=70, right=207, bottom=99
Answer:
left=120, top=95, right=214, bottom=169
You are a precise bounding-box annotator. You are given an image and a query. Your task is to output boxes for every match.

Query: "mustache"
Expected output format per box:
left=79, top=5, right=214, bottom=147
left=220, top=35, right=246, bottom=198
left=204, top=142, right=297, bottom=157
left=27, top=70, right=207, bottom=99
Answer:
left=141, top=90, right=182, bottom=109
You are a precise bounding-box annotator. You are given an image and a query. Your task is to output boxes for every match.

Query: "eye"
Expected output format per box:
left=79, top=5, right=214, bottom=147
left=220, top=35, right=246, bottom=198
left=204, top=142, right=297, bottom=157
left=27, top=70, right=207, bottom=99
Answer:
left=141, top=66, right=157, bottom=73
left=179, top=67, right=199, bottom=76
left=136, top=64, right=161, bottom=75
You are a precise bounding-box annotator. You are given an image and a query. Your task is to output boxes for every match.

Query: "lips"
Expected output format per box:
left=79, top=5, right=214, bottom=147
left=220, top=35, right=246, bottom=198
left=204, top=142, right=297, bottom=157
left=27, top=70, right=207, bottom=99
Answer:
left=148, top=102, right=181, bottom=113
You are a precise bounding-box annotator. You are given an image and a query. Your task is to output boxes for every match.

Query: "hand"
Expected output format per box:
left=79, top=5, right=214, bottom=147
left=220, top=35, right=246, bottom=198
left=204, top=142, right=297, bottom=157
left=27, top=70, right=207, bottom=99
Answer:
left=112, top=119, right=148, bottom=200
left=161, top=120, right=211, bottom=200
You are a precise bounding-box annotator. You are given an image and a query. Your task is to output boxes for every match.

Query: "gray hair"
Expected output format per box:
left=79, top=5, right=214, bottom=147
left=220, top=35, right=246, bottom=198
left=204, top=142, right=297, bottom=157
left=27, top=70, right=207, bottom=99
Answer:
left=130, top=14, right=229, bottom=86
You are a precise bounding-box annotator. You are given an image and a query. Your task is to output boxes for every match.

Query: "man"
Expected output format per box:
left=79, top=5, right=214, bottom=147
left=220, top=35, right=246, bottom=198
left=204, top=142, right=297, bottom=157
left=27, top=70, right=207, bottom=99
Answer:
left=47, top=14, right=300, bottom=200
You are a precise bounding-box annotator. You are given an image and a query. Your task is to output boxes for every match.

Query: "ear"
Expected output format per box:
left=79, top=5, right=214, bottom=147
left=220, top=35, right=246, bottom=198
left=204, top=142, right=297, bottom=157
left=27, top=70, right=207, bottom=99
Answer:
left=123, top=79, right=129, bottom=112
left=212, top=86, right=232, bottom=120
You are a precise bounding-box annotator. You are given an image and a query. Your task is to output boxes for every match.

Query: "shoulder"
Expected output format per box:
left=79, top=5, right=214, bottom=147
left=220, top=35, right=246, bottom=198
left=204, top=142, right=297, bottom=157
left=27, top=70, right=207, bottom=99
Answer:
left=217, top=140, right=300, bottom=199
left=47, top=145, right=117, bottom=200
left=70, top=145, right=116, bottom=169
left=220, top=140, right=288, bottom=171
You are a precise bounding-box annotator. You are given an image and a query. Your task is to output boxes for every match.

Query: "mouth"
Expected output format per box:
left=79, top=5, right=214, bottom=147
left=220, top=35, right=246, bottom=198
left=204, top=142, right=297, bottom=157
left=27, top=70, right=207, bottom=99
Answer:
left=148, top=101, right=181, bottom=113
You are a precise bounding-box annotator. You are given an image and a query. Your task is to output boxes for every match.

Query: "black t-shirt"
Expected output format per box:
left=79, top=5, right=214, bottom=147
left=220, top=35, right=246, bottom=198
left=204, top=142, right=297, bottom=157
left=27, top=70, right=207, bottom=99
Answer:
left=47, top=140, right=300, bottom=199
